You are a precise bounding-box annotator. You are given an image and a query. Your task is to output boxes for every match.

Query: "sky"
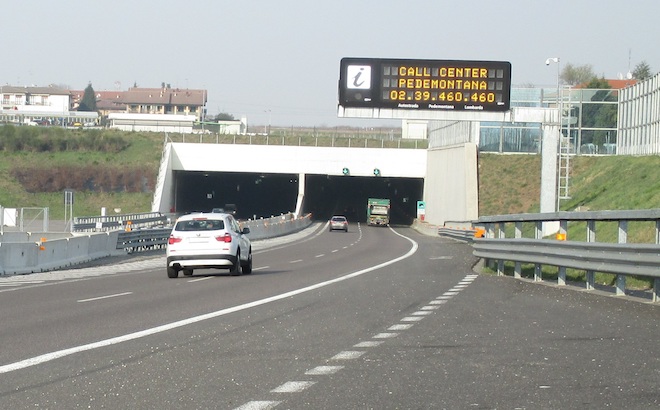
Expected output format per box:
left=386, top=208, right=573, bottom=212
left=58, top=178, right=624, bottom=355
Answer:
left=2, top=0, right=658, bottom=127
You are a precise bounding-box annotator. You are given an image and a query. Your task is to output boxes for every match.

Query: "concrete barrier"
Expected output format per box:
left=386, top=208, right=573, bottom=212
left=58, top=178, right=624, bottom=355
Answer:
left=0, top=231, right=123, bottom=276
left=244, top=213, right=313, bottom=240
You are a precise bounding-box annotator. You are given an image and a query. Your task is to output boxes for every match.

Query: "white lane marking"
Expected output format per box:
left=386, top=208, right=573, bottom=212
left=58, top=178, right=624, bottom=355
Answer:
left=373, top=332, right=398, bottom=339
left=331, top=351, right=365, bottom=360
left=188, top=277, right=213, bottom=283
left=289, top=259, right=302, bottom=264
left=331, top=249, right=339, bottom=253
left=421, top=305, right=440, bottom=310
left=305, top=366, right=344, bottom=375
left=354, top=341, right=383, bottom=348
left=0, top=280, right=45, bottom=285
left=443, top=291, right=460, bottom=296
left=315, top=254, right=325, bottom=258
left=430, top=300, right=448, bottom=305
left=412, top=311, right=432, bottom=316
left=270, top=381, right=316, bottom=393
left=401, top=316, right=423, bottom=322
left=454, top=284, right=469, bottom=288
left=77, top=292, right=133, bottom=303
left=253, top=266, right=269, bottom=271
left=0, top=227, right=418, bottom=374
left=429, top=256, right=453, bottom=260
left=388, top=324, right=413, bottom=331
left=234, top=401, right=281, bottom=410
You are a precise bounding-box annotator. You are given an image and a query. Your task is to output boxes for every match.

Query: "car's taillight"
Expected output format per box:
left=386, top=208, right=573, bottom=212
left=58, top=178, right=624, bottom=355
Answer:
left=216, top=233, right=232, bottom=243
left=168, top=236, right=182, bottom=245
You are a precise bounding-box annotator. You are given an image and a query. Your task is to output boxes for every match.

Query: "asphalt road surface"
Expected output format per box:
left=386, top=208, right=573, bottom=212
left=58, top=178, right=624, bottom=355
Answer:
left=0, top=223, right=658, bottom=409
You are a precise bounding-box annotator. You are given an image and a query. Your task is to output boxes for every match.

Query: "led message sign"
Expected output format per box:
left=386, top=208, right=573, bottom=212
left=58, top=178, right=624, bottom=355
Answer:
left=339, top=58, right=512, bottom=112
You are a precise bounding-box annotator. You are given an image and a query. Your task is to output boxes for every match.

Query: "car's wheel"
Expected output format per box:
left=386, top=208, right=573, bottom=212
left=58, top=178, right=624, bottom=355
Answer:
left=167, top=266, right=179, bottom=278
left=183, top=269, right=193, bottom=276
left=242, top=249, right=253, bottom=275
left=230, top=250, right=243, bottom=276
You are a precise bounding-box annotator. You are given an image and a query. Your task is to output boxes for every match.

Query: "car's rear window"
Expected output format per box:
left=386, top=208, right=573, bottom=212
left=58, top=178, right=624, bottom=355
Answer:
left=175, top=219, right=224, bottom=231
left=332, top=217, right=346, bottom=222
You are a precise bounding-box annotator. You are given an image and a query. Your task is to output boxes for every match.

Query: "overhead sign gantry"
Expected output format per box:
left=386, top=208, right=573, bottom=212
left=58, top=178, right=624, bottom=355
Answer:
left=338, top=57, right=512, bottom=120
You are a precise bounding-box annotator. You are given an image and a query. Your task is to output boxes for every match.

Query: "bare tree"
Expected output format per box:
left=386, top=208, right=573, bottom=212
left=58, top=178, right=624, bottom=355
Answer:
left=561, top=63, right=596, bottom=86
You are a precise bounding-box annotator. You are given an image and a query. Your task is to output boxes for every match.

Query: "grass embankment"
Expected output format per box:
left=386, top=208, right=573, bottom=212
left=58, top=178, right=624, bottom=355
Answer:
left=478, top=153, right=660, bottom=289
left=0, top=127, right=163, bottom=217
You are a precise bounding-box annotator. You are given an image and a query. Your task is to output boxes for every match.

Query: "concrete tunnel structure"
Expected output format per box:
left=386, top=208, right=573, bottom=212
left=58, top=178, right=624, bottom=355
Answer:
left=150, top=141, right=481, bottom=226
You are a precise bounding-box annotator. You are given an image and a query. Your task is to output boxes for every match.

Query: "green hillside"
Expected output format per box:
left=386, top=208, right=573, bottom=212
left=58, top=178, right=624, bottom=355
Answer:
left=478, top=153, right=660, bottom=216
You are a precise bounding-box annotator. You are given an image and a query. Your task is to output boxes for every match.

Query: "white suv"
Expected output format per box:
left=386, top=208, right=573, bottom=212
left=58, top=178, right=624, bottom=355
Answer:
left=166, top=212, right=252, bottom=278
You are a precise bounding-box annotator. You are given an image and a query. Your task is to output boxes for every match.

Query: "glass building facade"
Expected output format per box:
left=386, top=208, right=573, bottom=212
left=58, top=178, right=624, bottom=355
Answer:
left=479, top=87, right=619, bottom=155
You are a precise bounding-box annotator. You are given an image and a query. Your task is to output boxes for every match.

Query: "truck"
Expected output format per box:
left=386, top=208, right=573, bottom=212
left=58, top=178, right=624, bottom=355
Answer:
left=366, top=198, right=390, bottom=226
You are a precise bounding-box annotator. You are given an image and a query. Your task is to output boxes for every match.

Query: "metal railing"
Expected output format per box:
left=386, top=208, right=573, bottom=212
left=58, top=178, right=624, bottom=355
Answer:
left=73, top=212, right=169, bottom=232
left=439, top=210, right=660, bottom=303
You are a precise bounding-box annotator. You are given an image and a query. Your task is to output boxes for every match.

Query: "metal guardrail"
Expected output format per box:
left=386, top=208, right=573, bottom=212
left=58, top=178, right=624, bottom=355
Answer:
left=437, top=226, right=483, bottom=242
left=117, top=228, right=171, bottom=253
left=74, top=212, right=168, bottom=232
left=473, top=239, right=660, bottom=277
left=438, top=210, right=660, bottom=303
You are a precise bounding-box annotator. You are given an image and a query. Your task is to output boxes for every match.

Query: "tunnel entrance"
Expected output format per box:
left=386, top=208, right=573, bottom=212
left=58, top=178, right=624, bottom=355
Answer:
left=174, top=171, right=299, bottom=219
left=172, top=171, right=423, bottom=225
left=304, top=175, right=423, bottom=225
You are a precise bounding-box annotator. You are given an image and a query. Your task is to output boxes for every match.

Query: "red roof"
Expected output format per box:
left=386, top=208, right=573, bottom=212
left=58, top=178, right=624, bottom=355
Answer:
left=575, top=79, right=637, bottom=90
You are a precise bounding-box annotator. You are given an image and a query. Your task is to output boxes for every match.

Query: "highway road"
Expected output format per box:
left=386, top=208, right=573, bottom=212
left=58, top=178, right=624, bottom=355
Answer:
left=0, top=223, right=658, bottom=409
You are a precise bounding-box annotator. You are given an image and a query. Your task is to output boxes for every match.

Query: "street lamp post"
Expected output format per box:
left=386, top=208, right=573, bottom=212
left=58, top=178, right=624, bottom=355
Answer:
left=264, top=109, right=271, bottom=135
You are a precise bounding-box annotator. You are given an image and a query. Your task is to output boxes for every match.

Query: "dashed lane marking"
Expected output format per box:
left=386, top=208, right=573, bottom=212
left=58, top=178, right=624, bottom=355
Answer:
left=331, top=351, right=365, bottom=360
left=234, top=271, right=479, bottom=410
left=77, top=292, right=133, bottom=303
left=305, top=366, right=344, bottom=375
left=234, top=401, right=281, bottom=410
left=271, top=381, right=316, bottom=393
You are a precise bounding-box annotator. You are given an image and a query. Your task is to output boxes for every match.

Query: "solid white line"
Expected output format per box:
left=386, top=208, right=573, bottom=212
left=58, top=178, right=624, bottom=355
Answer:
left=0, top=227, right=418, bottom=374
left=77, top=292, right=133, bottom=303
left=188, top=277, right=213, bottom=283
left=0, top=280, right=45, bottom=285
left=253, top=266, right=269, bottom=271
